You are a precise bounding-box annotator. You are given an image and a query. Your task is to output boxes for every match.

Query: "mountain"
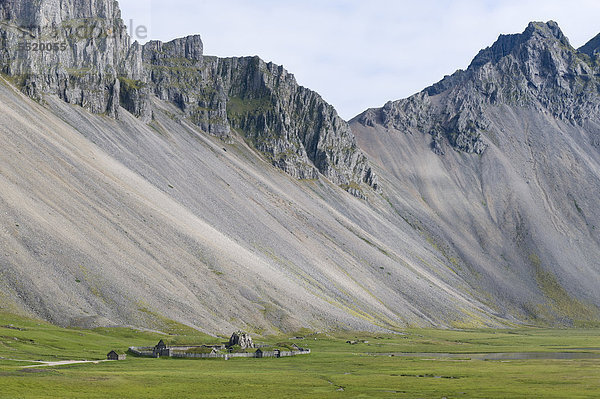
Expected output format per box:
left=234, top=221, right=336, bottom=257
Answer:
left=0, top=0, right=377, bottom=197
left=0, top=0, right=500, bottom=334
left=351, top=21, right=600, bottom=326
left=0, top=0, right=599, bottom=334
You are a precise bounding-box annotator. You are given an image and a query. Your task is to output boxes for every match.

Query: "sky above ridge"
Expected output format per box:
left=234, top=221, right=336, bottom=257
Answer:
left=118, top=0, right=600, bottom=120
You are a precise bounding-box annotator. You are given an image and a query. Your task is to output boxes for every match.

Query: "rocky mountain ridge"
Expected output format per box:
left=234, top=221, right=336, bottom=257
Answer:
left=140, top=42, right=378, bottom=191
left=0, top=0, right=377, bottom=196
left=356, top=21, right=600, bottom=154
left=579, top=32, right=600, bottom=58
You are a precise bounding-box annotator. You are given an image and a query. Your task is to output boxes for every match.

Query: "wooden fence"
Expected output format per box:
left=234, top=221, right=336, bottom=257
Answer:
left=128, top=346, right=310, bottom=359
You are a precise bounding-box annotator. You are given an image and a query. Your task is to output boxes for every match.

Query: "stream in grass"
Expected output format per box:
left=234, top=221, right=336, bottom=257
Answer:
left=369, top=352, right=600, bottom=360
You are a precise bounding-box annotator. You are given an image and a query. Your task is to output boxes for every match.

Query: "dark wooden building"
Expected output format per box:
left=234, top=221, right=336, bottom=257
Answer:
left=153, top=339, right=170, bottom=358
left=107, top=350, right=126, bottom=360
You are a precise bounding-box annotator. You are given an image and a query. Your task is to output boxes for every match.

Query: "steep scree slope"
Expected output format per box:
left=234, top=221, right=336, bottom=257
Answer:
left=0, top=0, right=503, bottom=333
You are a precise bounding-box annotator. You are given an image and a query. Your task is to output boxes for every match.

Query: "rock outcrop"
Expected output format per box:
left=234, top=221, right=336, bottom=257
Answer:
left=0, top=0, right=134, bottom=115
left=578, top=32, right=600, bottom=58
left=0, top=0, right=378, bottom=197
left=228, top=331, right=254, bottom=349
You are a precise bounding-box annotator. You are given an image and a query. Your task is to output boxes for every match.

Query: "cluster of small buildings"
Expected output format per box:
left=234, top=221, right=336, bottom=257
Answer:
left=109, top=331, right=310, bottom=361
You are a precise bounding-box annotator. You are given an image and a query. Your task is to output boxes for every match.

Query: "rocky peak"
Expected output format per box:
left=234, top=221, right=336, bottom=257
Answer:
left=468, top=21, right=570, bottom=70
left=429, top=21, right=579, bottom=96
left=445, top=21, right=599, bottom=121
left=357, top=21, right=600, bottom=155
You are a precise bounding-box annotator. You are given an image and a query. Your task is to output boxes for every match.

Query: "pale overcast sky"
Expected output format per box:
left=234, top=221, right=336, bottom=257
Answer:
left=118, top=0, right=600, bottom=120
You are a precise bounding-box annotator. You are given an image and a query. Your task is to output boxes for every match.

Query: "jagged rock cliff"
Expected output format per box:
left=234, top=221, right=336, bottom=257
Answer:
left=140, top=39, right=378, bottom=192
left=356, top=21, right=600, bottom=154
left=0, top=0, right=132, bottom=115
left=0, top=0, right=378, bottom=196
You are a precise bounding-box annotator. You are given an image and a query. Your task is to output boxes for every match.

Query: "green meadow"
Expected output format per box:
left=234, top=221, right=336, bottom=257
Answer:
left=1, top=312, right=600, bottom=398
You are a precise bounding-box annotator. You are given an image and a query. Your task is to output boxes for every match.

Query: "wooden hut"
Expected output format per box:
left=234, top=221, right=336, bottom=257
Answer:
left=107, top=350, right=126, bottom=360
left=153, top=340, right=169, bottom=358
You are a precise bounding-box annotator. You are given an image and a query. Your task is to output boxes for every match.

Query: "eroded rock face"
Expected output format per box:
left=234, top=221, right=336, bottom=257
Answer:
left=141, top=37, right=231, bottom=139
left=0, top=0, right=378, bottom=197
left=355, top=21, right=600, bottom=155
left=0, top=0, right=134, bottom=115
left=228, top=331, right=254, bottom=349
left=579, top=32, right=600, bottom=58
left=140, top=47, right=379, bottom=193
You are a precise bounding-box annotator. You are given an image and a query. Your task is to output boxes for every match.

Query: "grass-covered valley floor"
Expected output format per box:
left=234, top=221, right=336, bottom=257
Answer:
left=1, top=312, right=600, bottom=398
